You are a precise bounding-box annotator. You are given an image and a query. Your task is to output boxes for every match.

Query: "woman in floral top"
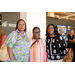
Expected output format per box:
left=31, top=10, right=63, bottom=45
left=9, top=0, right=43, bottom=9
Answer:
left=5, top=19, right=30, bottom=62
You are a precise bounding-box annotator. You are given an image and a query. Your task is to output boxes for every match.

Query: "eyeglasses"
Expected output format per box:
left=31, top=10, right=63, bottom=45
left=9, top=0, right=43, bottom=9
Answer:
left=33, top=31, right=40, bottom=33
left=48, top=27, right=54, bottom=30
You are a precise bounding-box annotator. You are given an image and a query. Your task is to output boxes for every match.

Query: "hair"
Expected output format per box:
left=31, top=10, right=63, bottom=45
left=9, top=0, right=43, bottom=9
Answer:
left=69, top=30, right=74, bottom=35
left=32, top=27, right=40, bottom=33
left=59, top=27, right=65, bottom=33
left=0, top=28, right=4, bottom=41
left=46, top=24, right=58, bottom=37
left=15, top=19, right=27, bottom=32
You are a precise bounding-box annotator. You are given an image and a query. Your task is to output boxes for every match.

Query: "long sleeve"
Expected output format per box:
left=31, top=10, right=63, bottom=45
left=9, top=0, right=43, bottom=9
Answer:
left=59, top=36, right=68, bottom=57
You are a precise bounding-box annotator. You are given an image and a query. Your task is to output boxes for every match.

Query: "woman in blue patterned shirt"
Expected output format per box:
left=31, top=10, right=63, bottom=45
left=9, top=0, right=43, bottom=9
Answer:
left=59, top=27, right=66, bottom=42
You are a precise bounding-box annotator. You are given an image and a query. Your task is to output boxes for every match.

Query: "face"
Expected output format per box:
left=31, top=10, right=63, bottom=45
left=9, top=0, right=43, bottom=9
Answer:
left=70, top=30, right=74, bottom=36
left=18, top=20, right=25, bottom=31
left=48, top=25, right=54, bottom=35
left=33, top=29, right=40, bottom=39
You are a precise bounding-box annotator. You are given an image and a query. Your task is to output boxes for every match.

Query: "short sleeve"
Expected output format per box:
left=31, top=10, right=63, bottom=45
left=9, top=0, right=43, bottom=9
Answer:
left=5, top=31, right=17, bottom=48
left=73, top=35, right=74, bottom=39
left=67, top=34, right=70, bottom=40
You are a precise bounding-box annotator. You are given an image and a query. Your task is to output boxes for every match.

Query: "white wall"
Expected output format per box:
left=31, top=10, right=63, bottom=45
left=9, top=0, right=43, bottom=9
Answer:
left=20, top=12, right=46, bottom=39
left=20, top=12, right=27, bottom=23
left=27, top=12, right=46, bottom=39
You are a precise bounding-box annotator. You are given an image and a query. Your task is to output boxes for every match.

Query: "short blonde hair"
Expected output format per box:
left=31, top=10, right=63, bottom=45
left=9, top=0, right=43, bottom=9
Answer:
left=69, top=30, right=74, bottom=35
left=59, top=27, right=65, bottom=33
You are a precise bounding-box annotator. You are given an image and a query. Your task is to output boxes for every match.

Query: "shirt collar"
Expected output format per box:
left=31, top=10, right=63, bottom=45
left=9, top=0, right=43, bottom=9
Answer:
left=16, top=29, right=20, bottom=33
left=16, top=29, right=26, bottom=36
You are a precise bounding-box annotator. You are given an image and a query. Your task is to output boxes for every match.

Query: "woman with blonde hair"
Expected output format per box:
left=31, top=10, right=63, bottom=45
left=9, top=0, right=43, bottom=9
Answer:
left=0, top=28, right=7, bottom=61
left=67, top=30, right=75, bottom=58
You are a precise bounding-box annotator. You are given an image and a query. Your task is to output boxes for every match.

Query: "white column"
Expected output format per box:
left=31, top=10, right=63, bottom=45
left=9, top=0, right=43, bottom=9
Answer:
left=20, top=12, right=46, bottom=39
left=20, top=12, right=27, bottom=24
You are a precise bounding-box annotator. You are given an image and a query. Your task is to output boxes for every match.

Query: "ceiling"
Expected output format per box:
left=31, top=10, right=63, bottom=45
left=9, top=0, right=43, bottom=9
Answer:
left=46, top=12, right=75, bottom=21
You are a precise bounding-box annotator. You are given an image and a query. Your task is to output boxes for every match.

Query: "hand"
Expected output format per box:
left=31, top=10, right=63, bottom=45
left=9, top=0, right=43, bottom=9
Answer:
left=73, top=39, right=75, bottom=41
left=62, top=57, right=66, bottom=62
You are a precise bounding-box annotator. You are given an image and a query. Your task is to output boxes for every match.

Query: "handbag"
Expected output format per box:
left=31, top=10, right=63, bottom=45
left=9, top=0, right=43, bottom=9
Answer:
left=31, top=38, right=40, bottom=47
left=0, top=43, right=9, bottom=61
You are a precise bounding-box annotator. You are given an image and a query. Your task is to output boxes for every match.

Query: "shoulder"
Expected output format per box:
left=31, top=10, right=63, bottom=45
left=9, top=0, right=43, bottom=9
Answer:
left=7, top=31, right=17, bottom=39
left=68, top=34, right=70, bottom=37
left=46, top=36, right=50, bottom=39
left=41, top=38, right=45, bottom=43
left=62, top=34, right=66, bottom=37
left=4, top=35, right=7, bottom=39
left=40, top=38, right=46, bottom=46
left=41, top=38, right=45, bottom=41
left=73, top=35, right=74, bottom=37
left=4, top=35, right=7, bottom=38
left=9, top=31, right=17, bottom=36
left=57, top=34, right=63, bottom=40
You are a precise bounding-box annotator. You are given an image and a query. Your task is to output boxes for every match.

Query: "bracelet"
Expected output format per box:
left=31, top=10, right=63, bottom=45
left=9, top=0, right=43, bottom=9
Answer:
left=11, top=59, right=14, bottom=61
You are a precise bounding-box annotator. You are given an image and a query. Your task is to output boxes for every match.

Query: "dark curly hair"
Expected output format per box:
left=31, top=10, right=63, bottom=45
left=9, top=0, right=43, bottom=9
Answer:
left=15, top=19, right=27, bottom=32
left=46, top=24, right=58, bottom=37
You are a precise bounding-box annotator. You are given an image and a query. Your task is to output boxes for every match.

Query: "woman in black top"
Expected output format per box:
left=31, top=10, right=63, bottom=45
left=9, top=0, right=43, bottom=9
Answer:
left=67, top=30, right=75, bottom=58
left=46, top=24, right=68, bottom=62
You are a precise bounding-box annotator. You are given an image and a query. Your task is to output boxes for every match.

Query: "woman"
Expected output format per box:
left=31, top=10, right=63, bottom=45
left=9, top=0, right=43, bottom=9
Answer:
left=59, top=27, right=67, bottom=62
left=30, top=27, right=46, bottom=62
left=59, top=27, right=66, bottom=42
left=67, top=30, right=75, bottom=58
left=0, top=28, right=7, bottom=62
left=46, top=24, right=68, bottom=62
left=5, top=19, right=30, bottom=62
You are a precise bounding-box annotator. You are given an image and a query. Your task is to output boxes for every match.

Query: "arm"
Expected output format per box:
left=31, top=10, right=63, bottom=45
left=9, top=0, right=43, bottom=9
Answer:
left=5, top=31, right=17, bottom=62
left=7, top=47, right=14, bottom=62
left=60, top=36, right=68, bottom=62
left=69, top=39, right=73, bottom=41
left=41, top=39, right=46, bottom=62
left=67, top=35, right=72, bottom=41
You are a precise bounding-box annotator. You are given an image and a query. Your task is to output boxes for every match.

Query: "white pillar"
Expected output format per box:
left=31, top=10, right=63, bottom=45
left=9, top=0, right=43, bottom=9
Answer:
left=20, top=12, right=27, bottom=24
left=20, top=12, right=46, bottom=39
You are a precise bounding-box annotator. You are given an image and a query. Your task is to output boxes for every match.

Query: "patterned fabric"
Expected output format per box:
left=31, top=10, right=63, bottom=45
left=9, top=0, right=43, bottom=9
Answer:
left=46, top=34, right=68, bottom=60
left=5, top=29, right=31, bottom=62
left=30, top=39, right=46, bottom=62
left=61, top=34, right=66, bottom=42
